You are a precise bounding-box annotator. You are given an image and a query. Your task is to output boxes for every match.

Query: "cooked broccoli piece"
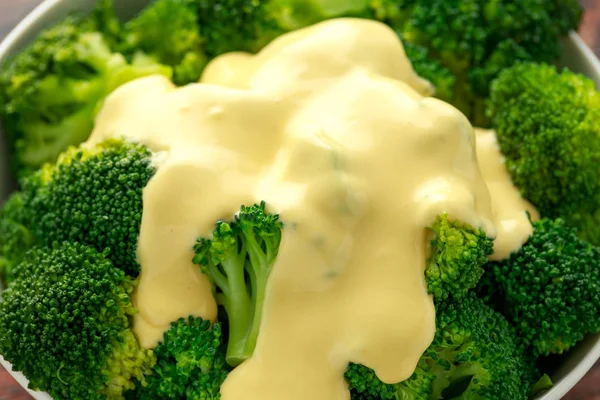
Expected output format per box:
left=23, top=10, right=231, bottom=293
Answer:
left=387, top=0, right=582, bottom=124
left=484, top=218, right=600, bottom=357
left=346, top=360, right=434, bottom=399
left=0, top=242, right=155, bottom=400
left=137, top=317, right=229, bottom=400
left=0, top=193, right=35, bottom=285
left=14, top=139, right=155, bottom=276
left=400, top=37, right=458, bottom=109
left=425, top=214, right=493, bottom=301
left=120, top=0, right=206, bottom=85
left=0, top=0, right=171, bottom=176
left=194, top=0, right=286, bottom=57
left=346, top=295, right=532, bottom=400
left=487, top=63, right=600, bottom=244
left=193, top=202, right=282, bottom=367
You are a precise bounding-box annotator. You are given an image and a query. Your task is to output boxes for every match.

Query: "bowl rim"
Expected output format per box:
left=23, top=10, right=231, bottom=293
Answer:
left=0, top=1, right=599, bottom=399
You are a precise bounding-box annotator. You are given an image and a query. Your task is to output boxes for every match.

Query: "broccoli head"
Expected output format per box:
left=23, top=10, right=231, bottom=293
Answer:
left=16, top=139, right=155, bottom=276
left=387, top=0, right=582, bottom=124
left=485, top=218, right=600, bottom=357
left=487, top=62, right=600, bottom=244
left=193, top=201, right=282, bottom=367
left=0, top=242, right=155, bottom=399
left=425, top=214, right=493, bottom=301
left=137, top=317, right=229, bottom=400
left=346, top=295, right=532, bottom=400
left=0, top=193, right=35, bottom=285
left=0, top=0, right=171, bottom=176
left=120, top=0, right=206, bottom=85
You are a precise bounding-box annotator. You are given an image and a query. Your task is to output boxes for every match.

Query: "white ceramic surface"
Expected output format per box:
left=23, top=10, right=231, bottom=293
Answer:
left=0, top=1, right=599, bottom=399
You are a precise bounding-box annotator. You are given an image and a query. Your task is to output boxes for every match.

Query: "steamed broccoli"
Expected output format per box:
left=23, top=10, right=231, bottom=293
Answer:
left=0, top=193, right=34, bottom=284
left=483, top=218, right=600, bottom=357
left=400, top=39, right=457, bottom=107
left=137, top=317, right=229, bottom=400
left=12, top=139, right=156, bottom=276
left=346, top=294, right=532, bottom=400
left=425, top=214, right=493, bottom=301
left=0, top=0, right=171, bottom=176
left=120, top=0, right=206, bottom=85
left=386, top=0, right=582, bottom=124
left=192, top=202, right=282, bottom=367
left=0, top=242, right=155, bottom=400
left=487, top=62, right=600, bottom=245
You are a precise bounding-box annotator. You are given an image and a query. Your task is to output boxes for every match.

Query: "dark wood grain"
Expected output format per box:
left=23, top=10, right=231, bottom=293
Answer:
left=0, top=0, right=599, bottom=399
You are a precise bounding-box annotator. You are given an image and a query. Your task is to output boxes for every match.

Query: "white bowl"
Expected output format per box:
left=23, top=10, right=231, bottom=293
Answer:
left=0, top=1, right=599, bottom=399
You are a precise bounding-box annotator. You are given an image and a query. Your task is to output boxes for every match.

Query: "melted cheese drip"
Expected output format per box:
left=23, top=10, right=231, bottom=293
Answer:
left=87, top=18, right=536, bottom=400
left=474, top=128, right=539, bottom=260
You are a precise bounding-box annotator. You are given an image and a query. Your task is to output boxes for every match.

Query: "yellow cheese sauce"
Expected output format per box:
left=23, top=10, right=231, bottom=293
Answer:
left=87, top=18, right=536, bottom=400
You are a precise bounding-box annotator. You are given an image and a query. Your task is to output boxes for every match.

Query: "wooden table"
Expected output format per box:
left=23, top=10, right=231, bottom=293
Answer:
left=0, top=1, right=599, bottom=399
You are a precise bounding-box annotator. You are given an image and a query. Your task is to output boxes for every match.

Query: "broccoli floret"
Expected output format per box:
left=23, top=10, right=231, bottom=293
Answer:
left=120, top=0, right=206, bottom=85
left=346, top=295, right=532, bottom=400
left=192, top=202, right=282, bottom=367
left=425, top=214, right=493, bottom=301
left=400, top=37, right=458, bottom=108
left=194, top=0, right=286, bottom=57
left=0, top=0, right=171, bottom=176
left=346, top=360, right=434, bottom=399
left=0, top=193, right=35, bottom=285
left=484, top=218, right=600, bottom=357
left=137, top=317, right=229, bottom=400
left=0, top=242, right=155, bottom=399
left=487, top=63, right=600, bottom=244
left=388, top=0, right=582, bottom=124
left=15, top=139, right=155, bottom=276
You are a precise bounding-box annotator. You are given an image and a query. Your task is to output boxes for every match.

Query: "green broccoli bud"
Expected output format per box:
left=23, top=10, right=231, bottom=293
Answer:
left=137, top=317, right=229, bottom=400
left=389, top=0, right=582, bottom=124
left=120, top=0, right=207, bottom=85
left=488, top=62, right=600, bottom=244
left=346, top=295, right=532, bottom=399
left=0, top=193, right=35, bottom=285
left=0, top=242, right=155, bottom=399
left=486, top=218, right=600, bottom=356
left=193, top=201, right=282, bottom=367
left=17, top=139, right=155, bottom=276
left=0, top=0, right=171, bottom=176
left=425, top=214, right=493, bottom=301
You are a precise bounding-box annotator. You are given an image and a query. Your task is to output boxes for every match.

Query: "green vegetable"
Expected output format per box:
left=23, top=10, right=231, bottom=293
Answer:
left=14, top=139, right=156, bottom=276
left=488, top=62, right=600, bottom=244
left=484, top=218, right=600, bottom=356
left=388, top=0, right=582, bottom=124
left=137, top=317, right=229, bottom=400
left=346, top=294, right=533, bottom=400
left=0, top=0, right=171, bottom=176
left=425, top=214, right=493, bottom=301
left=120, top=0, right=206, bottom=85
left=0, top=193, right=34, bottom=284
left=193, top=202, right=283, bottom=367
left=0, top=242, right=155, bottom=400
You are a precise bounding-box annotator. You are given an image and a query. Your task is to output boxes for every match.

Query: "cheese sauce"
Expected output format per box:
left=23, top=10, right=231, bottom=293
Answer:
left=87, top=18, right=535, bottom=400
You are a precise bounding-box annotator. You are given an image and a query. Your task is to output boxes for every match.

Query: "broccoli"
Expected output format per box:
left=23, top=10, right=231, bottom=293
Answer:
left=192, top=202, right=282, bottom=367
left=136, top=317, right=229, bottom=400
left=487, top=63, right=600, bottom=245
left=400, top=38, right=457, bottom=108
left=120, top=0, right=206, bottom=85
left=425, top=214, right=493, bottom=301
left=12, top=139, right=156, bottom=276
left=0, top=193, right=34, bottom=285
left=386, top=0, right=582, bottom=124
left=0, top=0, right=171, bottom=176
left=0, top=242, right=155, bottom=400
left=346, top=294, right=533, bottom=400
left=483, top=218, right=600, bottom=357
